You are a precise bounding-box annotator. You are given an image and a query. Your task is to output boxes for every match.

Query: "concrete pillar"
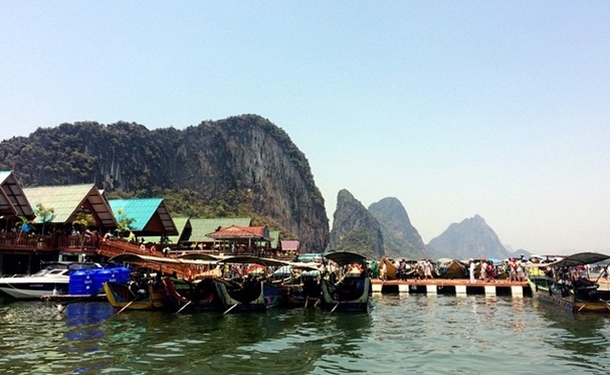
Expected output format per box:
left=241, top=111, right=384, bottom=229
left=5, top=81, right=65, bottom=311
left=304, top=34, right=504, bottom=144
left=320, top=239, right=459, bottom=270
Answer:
left=455, top=285, right=467, bottom=296
left=372, top=282, right=383, bottom=293
left=511, top=286, right=524, bottom=298
left=484, top=285, right=496, bottom=297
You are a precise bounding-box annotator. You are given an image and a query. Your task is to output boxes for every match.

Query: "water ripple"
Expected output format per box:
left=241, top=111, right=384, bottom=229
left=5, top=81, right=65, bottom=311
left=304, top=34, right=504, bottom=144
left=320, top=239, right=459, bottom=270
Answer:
left=0, top=297, right=609, bottom=374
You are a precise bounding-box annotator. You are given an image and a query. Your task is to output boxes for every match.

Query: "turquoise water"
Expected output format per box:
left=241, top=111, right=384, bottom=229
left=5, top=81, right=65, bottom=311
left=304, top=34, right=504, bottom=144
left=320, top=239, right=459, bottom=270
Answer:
left=1, top=295, right=609, bottom=374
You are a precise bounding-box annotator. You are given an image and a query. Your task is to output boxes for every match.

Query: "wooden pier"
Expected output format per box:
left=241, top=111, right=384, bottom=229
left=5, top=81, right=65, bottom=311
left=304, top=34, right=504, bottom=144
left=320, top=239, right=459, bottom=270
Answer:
left=371, top=279, right=531, bottom=297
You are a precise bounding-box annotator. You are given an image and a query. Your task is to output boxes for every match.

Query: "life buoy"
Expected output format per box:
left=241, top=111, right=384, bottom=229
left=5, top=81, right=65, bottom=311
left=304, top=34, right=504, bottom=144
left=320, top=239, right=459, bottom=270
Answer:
left=150, top=245, right=156, bottom=254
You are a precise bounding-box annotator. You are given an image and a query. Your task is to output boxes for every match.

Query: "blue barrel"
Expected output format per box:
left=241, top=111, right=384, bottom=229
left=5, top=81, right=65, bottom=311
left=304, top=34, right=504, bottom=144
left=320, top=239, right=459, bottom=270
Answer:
left=93, top=268, right=113, bottom=294
left=109, top=268, right=119, bottom=284
left=117, top=267, right=131, bottom=284
left=69, top=270, right=87, bottom=295
left=82, top=270, right=95, bottom=294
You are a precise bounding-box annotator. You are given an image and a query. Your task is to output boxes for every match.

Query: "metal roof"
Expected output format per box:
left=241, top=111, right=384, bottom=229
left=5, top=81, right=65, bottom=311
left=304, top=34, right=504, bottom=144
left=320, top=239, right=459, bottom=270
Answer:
left=23, top=184, right=116, bottom=227
left=0, top=171, right=34, bottom=218
left=108, top=198, right=178, bottom=236
left=187, top=217, right=251, bottom=242
left=169, top=217, right=190, bottom=244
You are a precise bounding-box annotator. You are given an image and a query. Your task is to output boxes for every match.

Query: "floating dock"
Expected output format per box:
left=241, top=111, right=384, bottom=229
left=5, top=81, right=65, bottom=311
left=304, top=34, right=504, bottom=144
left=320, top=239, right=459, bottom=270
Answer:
left=371, top=279, right=531, bottom=297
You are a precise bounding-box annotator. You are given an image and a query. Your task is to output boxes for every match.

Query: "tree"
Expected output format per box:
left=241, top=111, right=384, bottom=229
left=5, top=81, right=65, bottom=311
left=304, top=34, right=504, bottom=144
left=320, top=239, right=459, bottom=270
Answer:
left=115, top=209, right=136, bottom=238
left=16, top=215, right=33, bottom=241
left=35, top=203, right=55, bottom=237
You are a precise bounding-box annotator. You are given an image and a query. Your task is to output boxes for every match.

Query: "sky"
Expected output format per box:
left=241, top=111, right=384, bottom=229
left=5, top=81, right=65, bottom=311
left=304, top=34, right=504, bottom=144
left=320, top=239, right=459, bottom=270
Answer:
left=1, top=1, right=609, bottom=254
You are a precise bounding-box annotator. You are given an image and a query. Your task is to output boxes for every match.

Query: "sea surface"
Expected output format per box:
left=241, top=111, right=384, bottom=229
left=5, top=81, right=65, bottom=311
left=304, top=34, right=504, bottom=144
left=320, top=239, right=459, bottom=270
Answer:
left=1, top=294, right=610, bottom=375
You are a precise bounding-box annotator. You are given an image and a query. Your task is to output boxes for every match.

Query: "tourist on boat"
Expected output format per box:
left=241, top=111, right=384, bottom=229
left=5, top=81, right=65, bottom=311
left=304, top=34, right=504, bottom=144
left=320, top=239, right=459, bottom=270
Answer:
left=469, top=259, right=476, bottom=283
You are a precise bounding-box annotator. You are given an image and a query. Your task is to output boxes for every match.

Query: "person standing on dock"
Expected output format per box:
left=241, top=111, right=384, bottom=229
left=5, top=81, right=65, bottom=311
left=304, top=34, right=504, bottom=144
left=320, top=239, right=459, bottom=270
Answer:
left=423, top=259, right=434, bottom=280
left=479, top=258, right=487, bottom=282
left=469, top=259, right=476, bottom=283
left=379, top=261, right=387, bottom=281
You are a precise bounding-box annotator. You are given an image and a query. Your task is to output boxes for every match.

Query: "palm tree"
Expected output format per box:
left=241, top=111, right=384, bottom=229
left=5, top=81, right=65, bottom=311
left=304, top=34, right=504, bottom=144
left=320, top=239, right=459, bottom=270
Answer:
left=115, top=209, right=136, bottom=239
left=35, top=203, right=55, bottom=237
left=16, top=215, right=33, bottom=241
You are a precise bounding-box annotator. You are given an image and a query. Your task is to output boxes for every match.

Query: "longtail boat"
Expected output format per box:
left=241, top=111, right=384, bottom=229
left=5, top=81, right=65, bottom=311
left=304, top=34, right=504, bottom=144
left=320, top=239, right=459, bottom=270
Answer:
left=214, top=256, right=286, bottom=313
left=277, top=261, right=321, bottom=308
left=103, top=279, right=167, bottom=311
left=436, top=258, right=468, bottom=279
left=163, top=276, right=218, bottom=313
left=528, top=252, right=610, bottom=313
left=320, top=251, right=371, bottom=313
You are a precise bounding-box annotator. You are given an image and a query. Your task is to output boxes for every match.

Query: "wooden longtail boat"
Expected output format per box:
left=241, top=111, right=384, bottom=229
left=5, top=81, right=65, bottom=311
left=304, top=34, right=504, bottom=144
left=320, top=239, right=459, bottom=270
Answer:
left=103, top=280, right=167, bottom=310
left=320, top=251, right=371, bottom=313
left=436, top=259, right=468, bottom=279
left=528, top=252, right=610, bottom=313
left=379, top=257, right=398, bottom=280
left=214, top=256, right=285, bottom=313
left=278, top=261, right=321, bottom=308
left=163, top=277, right=218, bottom=313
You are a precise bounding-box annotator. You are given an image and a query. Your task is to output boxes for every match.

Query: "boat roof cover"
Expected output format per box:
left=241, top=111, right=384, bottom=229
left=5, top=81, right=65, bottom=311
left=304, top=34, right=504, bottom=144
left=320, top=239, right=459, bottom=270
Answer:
left=177, top=252, right=223, bottom=261
left=219, top=255, right=288, bottom=267
left=109, top=253, right=217, bottom=266
left=324, top=250, right=367, bottom=265
left=547, top=252, right=610, bottom=267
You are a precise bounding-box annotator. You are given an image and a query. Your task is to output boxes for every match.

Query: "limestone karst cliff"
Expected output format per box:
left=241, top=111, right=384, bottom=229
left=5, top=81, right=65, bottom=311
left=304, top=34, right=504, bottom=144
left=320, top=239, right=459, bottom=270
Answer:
left=0, top=115, right=329, bottom=252
left=328, top=189, right=384, bottom=259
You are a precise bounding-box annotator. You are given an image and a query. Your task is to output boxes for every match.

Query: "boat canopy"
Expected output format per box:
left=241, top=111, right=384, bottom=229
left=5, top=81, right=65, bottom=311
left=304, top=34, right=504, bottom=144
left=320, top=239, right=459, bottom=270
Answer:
left=218, top=255, right=288, bottom=268
left=546, top=252, right=610, bottom=268
left=109, top=253, right=217, bottom=266
left=176, top=253, right=223, bottom=261
left=323, top=251, right=367, bottom=266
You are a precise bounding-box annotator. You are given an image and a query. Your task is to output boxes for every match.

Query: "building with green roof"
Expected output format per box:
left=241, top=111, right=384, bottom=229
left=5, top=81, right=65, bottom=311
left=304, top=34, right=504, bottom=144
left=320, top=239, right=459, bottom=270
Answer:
left=23, top=184, right=116, bottom=229
left=108, top=198, right=178, bottom=238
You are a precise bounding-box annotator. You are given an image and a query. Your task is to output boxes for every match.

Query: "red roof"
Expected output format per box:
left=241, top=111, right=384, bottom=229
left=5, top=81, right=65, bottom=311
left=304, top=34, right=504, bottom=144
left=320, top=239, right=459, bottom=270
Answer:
left=207, top=225, right=271, bottom=241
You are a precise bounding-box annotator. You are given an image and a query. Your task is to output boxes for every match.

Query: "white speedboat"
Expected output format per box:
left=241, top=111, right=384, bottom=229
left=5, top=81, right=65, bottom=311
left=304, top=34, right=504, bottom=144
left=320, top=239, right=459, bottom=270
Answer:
left=0, top=262, right=102, bottom=300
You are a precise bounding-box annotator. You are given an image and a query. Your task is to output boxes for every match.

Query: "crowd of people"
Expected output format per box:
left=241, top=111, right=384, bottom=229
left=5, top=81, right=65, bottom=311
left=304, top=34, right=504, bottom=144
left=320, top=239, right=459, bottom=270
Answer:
left=373, top=254, right=532, bottom=283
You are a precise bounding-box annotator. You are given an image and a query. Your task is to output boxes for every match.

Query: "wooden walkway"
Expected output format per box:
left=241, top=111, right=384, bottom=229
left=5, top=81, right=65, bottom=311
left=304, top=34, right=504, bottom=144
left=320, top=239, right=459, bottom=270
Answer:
left=371, top=279, right=531, bottom=297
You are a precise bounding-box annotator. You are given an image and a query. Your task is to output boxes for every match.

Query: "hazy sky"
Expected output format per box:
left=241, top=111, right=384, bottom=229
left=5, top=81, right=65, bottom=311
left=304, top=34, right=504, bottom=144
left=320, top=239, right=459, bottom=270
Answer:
left=2, top=2, right=609, bottom=254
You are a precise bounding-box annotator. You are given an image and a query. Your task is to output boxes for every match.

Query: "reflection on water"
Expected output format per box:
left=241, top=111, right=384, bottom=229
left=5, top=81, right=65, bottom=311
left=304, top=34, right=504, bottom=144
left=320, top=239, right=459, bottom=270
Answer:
left=532, top=297, right=610, bottom=369
left=0, top=297, right=609, bottom=374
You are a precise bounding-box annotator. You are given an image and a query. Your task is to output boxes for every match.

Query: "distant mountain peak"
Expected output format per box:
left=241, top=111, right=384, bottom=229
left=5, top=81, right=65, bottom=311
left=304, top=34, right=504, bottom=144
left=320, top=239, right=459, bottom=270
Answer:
left=368, top=197, right=427, bottom=259
left=426, top=215, right=509, bottom=259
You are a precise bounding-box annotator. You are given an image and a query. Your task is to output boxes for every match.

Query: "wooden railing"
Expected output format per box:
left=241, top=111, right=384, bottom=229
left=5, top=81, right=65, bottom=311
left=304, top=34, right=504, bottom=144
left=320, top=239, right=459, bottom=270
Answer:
left=0, top=233, right=98, bottom=252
